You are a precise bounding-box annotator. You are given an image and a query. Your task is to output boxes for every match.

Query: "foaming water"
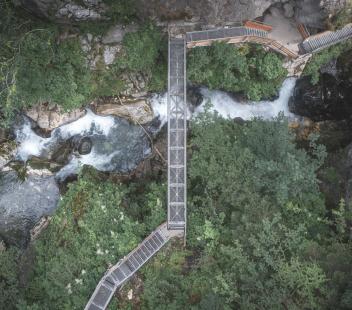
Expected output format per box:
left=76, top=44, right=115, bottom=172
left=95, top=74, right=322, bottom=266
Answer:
left=15, top=110, right=151, bottom=180
left=15, top=78, right=297, bottom=179
left=195, top=78, right=296, bottom=120
left=150, top=78, right=297, bottom=123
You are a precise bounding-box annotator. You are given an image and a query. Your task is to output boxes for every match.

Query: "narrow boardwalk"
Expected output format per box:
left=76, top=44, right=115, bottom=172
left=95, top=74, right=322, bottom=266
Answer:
left=85, top=224, right=182, bottom=310
left=299, top=23, right=352, bottom=54
left=185, top=26, right=298, bottom=58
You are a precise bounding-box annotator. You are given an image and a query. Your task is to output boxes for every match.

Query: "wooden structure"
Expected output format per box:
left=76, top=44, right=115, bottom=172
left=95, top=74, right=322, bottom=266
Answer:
left=244, top=20, right=273, bottom=32
left=186, top=26, right=298, bottom=58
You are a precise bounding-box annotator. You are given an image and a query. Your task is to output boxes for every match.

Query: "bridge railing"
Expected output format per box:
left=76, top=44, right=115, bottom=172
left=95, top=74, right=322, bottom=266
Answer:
left=85, top=223, right=170, bottom=310
left=299, top=23, right=352, bottom=54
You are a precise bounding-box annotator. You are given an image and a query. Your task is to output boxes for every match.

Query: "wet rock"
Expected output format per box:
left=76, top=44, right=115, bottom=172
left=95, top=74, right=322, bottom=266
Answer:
left=187, top=86, right=203, bottom=107
left=25, top=103, right=86, bottom=131
left=76, top=136, right=92, bottom=155
left=95, top=99, right=153, bottom=124
left=289, top=75, right=352, bottom=122
left=50, top=141, right=73, bottom=165
left=317, top=119, right=352, bottom=151
left=0, top=171, right=59, bottom=247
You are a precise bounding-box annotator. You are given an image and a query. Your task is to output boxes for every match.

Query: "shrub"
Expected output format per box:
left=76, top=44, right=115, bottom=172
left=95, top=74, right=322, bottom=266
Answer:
left=187, top=42, right=287, bottom=101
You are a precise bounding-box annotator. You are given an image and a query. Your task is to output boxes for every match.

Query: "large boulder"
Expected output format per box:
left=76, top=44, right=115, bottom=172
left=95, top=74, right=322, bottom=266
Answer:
left=289, top=75, right=352, bottom=122
left=95, top=99, right=154, bottom=124
left=25, top=103, right=86, bottom=131
left=0, top=170, right=60, bottom=247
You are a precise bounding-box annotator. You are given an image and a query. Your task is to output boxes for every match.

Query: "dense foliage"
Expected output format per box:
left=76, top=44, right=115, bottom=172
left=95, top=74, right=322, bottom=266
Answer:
left=303, top=41, right=352, bottom=85
left=116, top=24, right=168, bottom=92
left=187, top=43, right=287, bottom=100
left=0, top=5, right=167, bottom=126
left=2, top=113, right=352, bottom=309
left=0, top=169, right=166, bottom=309
left=136, top=113, right=352, bottom=310
left=0, top=6, right=92, bottom=125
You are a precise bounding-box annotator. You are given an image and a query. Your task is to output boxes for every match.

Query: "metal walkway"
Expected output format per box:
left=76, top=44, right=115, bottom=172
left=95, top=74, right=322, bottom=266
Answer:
left=185, top=26, right=298, bottom=58
left=185, top=26, right=268, bottom=43
left=85, top=37, right=187, bottom=310
left=299, top=23, right=352, bottom=54
left=85, top=223, right=182, bottom=310
left=167, top=38, right=187, bottom=231
left=86, top=22, right=352, bottom=309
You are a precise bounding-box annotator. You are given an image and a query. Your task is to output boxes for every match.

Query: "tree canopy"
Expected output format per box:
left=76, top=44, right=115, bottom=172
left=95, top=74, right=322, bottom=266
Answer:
left=187, top=43, right=288, bottom=101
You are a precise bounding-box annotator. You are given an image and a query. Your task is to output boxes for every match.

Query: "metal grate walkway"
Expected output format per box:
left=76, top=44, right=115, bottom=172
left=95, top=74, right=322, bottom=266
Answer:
left=85, top=224, right=175, bottom=310
left=167, top=38, right=187, bottom=231
left=185, top=26, right=268, bottom=43
left=299, top=23, right=352, bottom=54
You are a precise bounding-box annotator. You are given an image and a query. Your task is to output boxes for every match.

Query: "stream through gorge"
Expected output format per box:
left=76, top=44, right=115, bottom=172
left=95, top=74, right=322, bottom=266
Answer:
left=1, top=78, right=298, bottom=246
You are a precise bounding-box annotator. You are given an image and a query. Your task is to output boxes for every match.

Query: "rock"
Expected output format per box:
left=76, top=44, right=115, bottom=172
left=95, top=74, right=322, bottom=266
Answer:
left=86, top=33, right=93, bottom=42
left=317, top=119, right=352, bottom=151
left=294, top=0, right=327, bottom=28
left=283, top=2, right=294, bottom=18
left=0, top=128, right=8, bottom=143
left=0, top=240, right=5, bottom=252
left=289, top=75, right=352, bottom=122
left=75, top=136, right=92, bottom=155
left=16, top=0, right=335, bottom=26
left=56, top=3, right=101, bottom=21
left=50, top=141, right=73, bottom=165
left=102, top=25, right=125, bottom=44
left=96, top=99, right=154, bottom=124
left=103, top=45, right=120, bottom=65
left=0, top=171, right=59, bottom=247
left=187, top=85, right=203, bottom=107
left=25, top=104, right=86, bottom=131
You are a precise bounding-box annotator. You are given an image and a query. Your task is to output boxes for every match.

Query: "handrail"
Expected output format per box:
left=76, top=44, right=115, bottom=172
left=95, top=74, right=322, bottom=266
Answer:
left=186, top=34, right=298, bottom=59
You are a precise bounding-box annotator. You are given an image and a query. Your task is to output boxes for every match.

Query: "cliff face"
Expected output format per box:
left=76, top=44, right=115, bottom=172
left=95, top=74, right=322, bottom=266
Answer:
left=14, top=0, right=345, bottom=24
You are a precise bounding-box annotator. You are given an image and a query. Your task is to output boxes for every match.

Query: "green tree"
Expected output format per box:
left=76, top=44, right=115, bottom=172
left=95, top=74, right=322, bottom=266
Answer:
left=187, top=42, right=287, bottom=100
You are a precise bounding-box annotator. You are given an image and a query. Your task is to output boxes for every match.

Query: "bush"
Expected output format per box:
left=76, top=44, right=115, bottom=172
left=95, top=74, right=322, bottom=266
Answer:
left=117, top=24, right=168, bottom=92
left=187, top=43, right=287, bottom=101
left=17, top=171, right=166, bottom=309
left=0, top=9, right=93, bottom=125
left=303, top=41, right=352, bottom=85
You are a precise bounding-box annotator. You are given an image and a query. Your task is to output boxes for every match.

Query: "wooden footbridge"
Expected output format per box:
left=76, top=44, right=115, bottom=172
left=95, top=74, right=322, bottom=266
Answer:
left=85, top=22, right=352, bottom=310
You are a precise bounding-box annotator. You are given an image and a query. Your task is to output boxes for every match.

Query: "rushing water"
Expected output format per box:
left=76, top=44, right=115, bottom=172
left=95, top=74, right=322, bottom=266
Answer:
left=4, top=78, right=298, bottom=246
left=15, top=110, right=151, bottom=180
left=151, top=78, right=297, bottom=125
left=15, top=78, right=297, bottom=179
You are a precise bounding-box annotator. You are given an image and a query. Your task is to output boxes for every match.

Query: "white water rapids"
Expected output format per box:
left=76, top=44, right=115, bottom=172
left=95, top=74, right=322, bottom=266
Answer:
left=150, top=78, right=297, bottom=128
left=14, top=78, right=297, bottom=179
